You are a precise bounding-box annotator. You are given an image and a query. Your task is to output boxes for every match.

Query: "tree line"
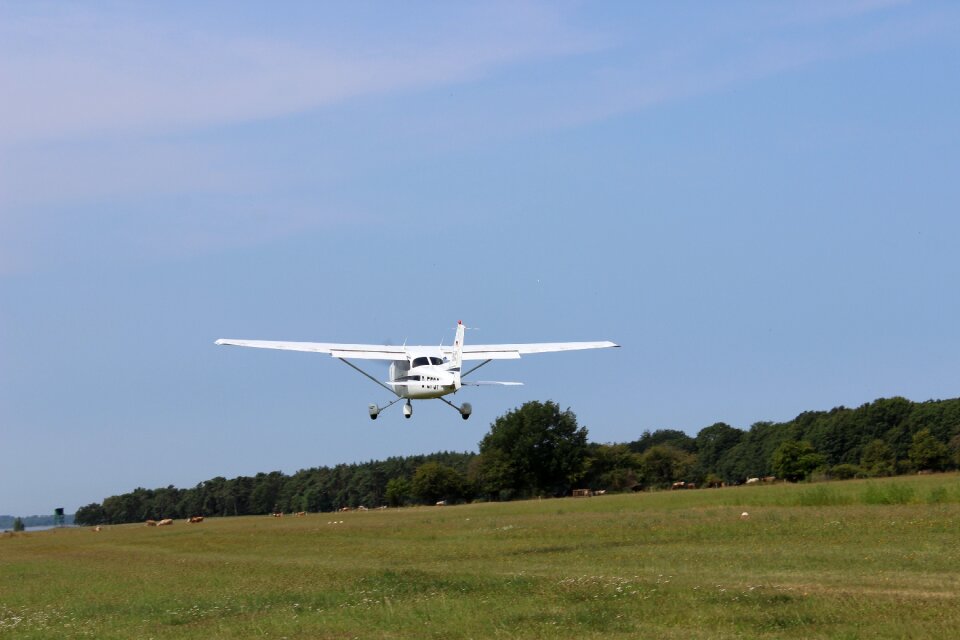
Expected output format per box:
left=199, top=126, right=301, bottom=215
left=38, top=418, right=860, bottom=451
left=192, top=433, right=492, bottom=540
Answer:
left=76, top=396, right=960, bottom=525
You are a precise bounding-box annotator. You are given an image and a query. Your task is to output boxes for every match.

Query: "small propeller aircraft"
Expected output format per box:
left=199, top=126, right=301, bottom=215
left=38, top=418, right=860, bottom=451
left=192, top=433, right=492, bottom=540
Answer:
left=215, top=321, right=618, bottom=420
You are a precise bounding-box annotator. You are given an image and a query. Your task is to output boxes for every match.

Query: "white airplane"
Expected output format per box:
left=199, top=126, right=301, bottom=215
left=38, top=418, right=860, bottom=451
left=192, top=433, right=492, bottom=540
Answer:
left=215, top=321, right=618, bottom=420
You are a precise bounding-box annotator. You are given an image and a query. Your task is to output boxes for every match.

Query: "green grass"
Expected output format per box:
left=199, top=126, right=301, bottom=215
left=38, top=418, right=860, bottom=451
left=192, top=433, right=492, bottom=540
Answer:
left=3, top=474, right=960, bottom=638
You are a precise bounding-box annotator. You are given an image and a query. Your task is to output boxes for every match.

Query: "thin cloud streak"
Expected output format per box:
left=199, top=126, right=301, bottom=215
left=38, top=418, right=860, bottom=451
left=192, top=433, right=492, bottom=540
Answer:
left=0, top=5, right=604, bottom=144
left=1, top=0, right=955, bottom=276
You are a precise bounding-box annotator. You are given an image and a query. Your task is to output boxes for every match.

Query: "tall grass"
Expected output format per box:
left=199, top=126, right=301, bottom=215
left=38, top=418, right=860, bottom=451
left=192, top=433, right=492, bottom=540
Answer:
left=2, top=473, right=960, bottom=639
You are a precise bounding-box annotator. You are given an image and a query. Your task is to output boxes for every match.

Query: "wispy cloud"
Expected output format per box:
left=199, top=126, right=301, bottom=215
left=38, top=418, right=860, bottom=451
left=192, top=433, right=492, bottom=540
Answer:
left=1, top=0, right=955, bottom=275
left=0, top=3, right=603, bottom=144
left=0, top=2, right=608, bottom=272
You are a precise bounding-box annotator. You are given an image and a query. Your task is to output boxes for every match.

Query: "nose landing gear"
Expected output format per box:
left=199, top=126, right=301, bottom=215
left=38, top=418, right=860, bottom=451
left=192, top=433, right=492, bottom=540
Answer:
left=403, top=401, right=413, bottom=419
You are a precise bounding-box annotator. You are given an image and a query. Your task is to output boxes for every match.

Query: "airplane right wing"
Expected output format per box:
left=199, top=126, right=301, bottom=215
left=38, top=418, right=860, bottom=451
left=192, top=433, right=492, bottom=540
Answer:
left=214, top=339, right=408, bottom=361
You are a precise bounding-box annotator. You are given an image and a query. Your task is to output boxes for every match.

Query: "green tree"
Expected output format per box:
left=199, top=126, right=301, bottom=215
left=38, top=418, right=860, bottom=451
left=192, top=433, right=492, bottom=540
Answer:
left=771, top=440, right=824, bottom=482
left=75, top=502, right=107, bottom=526
left=250, top=471, right=285, bottom=514
left=12, top=517, right=25, bottom=532
left=469, top=448, right=515, bottom=500
left=628, top=429, right=696, bottom=454
left=694, top=422, right=743, bottom=479
left=640, top=444, right=695, bottom=488
left=411, top=462, right=464, bottom=504
left=385, top=477, right=411, bottom=507
left=860, top=439, right=896, bottom=477
left=949, top=434, right=960, bottom=469
left=582, top=443, right=642, bottom=491
left=908, top=428, right=949, bottom=471
left=478, top=400, right=589, bottom=498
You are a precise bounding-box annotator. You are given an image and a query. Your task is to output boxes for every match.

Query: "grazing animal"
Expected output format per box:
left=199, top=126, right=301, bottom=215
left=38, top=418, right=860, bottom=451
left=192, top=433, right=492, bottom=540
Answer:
left=145, top=520, right=157, bottom=526
left=271, top=512, right=283, bottom=518
left=435, top=500, right=447, bottom=506
left=746, top=477, right=760, bottom=485
left=187, top=516, right=204, bottom=523
left=93, top=526, right=102, bottom=532
left=157, top=519, right=174, bottom=526
left=294, top=512, right=306, bottom=517
left=740, top=512, right=750, bottom=520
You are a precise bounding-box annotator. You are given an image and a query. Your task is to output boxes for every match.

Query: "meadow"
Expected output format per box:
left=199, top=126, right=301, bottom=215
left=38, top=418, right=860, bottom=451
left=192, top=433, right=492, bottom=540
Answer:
left=3, top=474, right=960, bottom=639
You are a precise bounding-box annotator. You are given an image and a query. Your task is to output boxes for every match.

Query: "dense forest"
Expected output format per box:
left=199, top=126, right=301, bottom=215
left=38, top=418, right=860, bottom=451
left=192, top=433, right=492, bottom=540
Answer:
left=76, top=396, right=960, bottom=525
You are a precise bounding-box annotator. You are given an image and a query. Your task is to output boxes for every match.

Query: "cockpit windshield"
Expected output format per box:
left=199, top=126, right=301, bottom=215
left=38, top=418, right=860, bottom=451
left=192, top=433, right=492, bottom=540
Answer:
left=412, top=356, right=445, bottom=367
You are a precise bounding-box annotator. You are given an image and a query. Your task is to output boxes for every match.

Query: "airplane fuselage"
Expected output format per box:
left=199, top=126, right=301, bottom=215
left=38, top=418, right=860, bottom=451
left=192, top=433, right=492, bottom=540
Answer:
left=388, top=352, right=459, bottom=399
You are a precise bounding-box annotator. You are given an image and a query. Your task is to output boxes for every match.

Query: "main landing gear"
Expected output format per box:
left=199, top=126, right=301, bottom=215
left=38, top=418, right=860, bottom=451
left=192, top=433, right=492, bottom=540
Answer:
left=440, top=398, right=472, bottom=420
left=367, top=398, right=472, bottom=420
left=368, top=397, right=402, bottom=420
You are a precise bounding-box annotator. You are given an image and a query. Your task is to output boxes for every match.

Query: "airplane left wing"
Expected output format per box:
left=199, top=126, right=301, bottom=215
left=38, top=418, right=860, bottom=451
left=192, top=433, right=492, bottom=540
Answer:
left=451, top=341, right=619, bottom=361
left=214, top=339, right=408, bottom=361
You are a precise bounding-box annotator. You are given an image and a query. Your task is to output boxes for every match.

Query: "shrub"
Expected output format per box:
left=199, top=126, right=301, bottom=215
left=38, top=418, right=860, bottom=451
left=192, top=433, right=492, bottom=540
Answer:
left=927, top=487, right=949, bottom=504
left=862, top=482, right=915, bottom=505
left=796, top=486, right=845, bottom=506
left=828, top=464, right=862, bottom=480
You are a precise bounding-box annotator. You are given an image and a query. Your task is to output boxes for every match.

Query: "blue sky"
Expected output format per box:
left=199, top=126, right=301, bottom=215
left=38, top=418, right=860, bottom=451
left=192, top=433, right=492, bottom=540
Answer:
left=2, top=1, right=959, bottom=516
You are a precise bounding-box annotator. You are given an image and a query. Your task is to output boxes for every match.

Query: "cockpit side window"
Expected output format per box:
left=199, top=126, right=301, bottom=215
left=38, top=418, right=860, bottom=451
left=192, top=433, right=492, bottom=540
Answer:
left=412, top=357, right=430, bottom=367
left=429, top=357, right=443, bottom=366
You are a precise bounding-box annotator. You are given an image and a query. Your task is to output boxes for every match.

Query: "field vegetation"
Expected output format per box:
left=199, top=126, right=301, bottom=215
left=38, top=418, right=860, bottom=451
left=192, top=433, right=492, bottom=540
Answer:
left=5, top=473, right=960, bottom=639
left=74, top=397, right=960, bottom=526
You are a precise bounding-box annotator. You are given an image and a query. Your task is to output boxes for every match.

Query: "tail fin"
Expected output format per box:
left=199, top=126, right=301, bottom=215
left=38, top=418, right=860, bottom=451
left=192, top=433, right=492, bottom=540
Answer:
left=451, top=320, right=465, bottom=371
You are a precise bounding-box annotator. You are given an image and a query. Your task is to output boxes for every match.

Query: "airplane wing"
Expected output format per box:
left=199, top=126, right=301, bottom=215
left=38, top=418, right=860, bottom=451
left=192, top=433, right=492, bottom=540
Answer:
left=215, top=338, right=619, bottom=362
left=214, top=339, right=408, bottom=361
left=453, top=341, right=619, bottom=361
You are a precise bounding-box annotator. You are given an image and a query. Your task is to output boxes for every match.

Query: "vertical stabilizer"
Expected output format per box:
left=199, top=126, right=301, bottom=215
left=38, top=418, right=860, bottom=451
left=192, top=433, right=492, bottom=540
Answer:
left=452, top=320, right=465, bottom=371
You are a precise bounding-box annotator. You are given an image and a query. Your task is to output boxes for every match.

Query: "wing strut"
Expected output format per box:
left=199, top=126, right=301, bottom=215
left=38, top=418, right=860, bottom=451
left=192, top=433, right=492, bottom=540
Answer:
left=338, top=358, right=400, bottom=397
left=460, top=359, right=492, bottom=379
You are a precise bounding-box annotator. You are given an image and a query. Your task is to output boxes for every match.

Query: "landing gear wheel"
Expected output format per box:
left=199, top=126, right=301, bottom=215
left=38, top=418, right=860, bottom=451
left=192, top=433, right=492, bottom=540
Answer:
left=403, top=401, right=413, bottom=419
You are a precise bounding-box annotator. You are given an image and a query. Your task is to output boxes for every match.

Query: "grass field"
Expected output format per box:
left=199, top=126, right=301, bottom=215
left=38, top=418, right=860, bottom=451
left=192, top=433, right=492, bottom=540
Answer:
left=3, top=474, right=960, bottom=639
